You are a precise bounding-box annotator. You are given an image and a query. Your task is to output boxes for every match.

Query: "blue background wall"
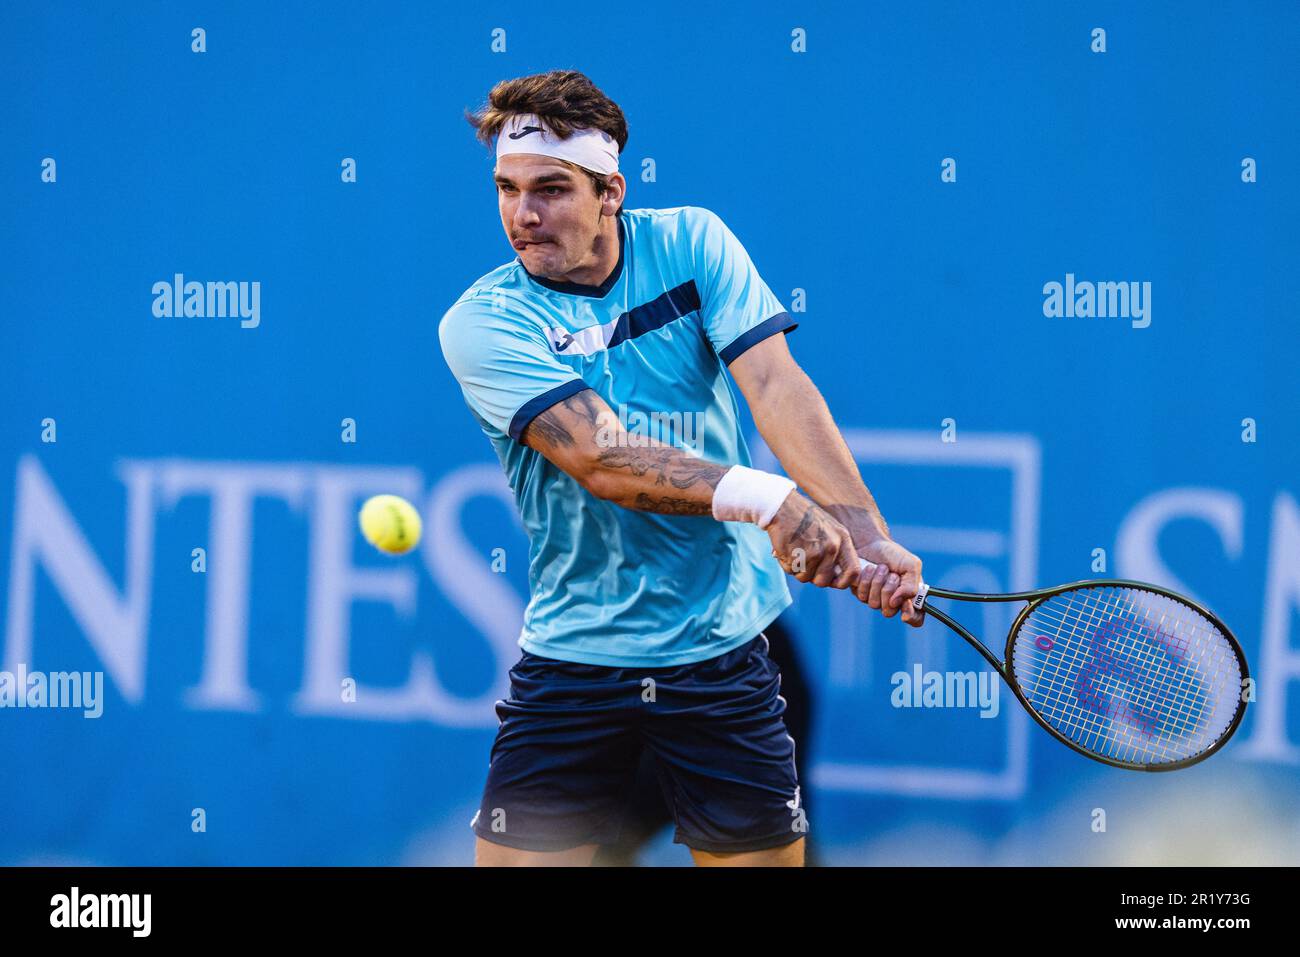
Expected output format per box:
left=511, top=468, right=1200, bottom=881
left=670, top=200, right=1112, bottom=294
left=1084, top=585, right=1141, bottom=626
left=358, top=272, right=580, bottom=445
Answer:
left=2, top=1, right=1297, bottom=865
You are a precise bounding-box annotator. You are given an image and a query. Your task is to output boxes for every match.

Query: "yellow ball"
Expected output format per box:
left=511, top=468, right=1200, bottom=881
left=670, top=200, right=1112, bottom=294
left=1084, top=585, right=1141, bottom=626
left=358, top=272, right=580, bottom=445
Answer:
left=358, top=494, right=422, bottom=555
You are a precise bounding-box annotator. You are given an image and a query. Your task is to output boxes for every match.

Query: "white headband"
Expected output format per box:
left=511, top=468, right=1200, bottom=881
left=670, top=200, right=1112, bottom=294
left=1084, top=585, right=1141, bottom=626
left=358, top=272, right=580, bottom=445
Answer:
left=495, top=113, right=619, bottom=176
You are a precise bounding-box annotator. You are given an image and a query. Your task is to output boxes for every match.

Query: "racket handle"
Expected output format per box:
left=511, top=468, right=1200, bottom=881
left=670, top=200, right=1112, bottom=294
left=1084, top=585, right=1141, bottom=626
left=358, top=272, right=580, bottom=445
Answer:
left=836, top=557, right=931, bottom=611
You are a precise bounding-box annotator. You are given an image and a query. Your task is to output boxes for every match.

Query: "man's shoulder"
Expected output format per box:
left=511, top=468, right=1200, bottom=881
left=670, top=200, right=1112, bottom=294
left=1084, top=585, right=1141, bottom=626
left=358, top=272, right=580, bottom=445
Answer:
left=438, top=265, right=533, bottom=338
left=624, top=206, right=725, bottom=278
left=627, top=204, right=720, bottom=239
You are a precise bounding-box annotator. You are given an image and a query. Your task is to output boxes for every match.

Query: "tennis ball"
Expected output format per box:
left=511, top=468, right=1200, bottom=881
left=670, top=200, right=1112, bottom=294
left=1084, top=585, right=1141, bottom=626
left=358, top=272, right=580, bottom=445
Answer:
left=358, top=494, right=422, bottom=555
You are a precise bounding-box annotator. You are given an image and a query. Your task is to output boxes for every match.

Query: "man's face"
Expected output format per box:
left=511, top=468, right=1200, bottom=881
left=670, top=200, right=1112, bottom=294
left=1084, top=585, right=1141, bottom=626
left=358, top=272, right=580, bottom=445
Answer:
left=494, top=153, right=603, bottom=279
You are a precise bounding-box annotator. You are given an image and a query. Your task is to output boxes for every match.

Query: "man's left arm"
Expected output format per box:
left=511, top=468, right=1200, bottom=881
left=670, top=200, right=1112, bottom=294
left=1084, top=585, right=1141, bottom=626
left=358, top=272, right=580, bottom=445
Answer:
left=729, top=332, right=924, bottom=625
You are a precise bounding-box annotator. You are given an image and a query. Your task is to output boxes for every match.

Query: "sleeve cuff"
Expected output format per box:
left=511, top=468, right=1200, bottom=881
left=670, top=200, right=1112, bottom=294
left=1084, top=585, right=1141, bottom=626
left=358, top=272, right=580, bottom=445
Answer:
left=718, top=311, right=799, bottom=365
left=507, top=378, right=590, bottom=443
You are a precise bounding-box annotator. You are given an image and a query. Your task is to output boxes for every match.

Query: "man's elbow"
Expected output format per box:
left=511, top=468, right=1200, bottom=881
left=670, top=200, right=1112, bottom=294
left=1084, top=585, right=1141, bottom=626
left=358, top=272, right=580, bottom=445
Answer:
left=529, top=434, right=623, bottom=502
left=580, top=462, right=643, bottom=508
left=580, top=467, right=623, bottom=504
left=553, top=452, right=616, bottom=502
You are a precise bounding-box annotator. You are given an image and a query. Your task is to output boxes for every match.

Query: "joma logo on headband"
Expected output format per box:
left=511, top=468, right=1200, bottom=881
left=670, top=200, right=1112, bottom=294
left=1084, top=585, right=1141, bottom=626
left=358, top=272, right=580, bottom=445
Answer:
left=509, top=126, right=544, bottom=139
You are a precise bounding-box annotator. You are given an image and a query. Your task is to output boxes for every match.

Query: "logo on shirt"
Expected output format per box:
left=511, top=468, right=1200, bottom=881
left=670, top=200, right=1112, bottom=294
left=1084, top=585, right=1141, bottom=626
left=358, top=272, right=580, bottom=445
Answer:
left=545, top=319, right=618, bottom=357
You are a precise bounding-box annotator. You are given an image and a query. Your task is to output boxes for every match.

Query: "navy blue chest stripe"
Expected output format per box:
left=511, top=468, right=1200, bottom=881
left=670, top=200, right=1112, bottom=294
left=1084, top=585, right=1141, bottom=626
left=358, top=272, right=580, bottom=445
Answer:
left=606, top=281, right=702, bottom=350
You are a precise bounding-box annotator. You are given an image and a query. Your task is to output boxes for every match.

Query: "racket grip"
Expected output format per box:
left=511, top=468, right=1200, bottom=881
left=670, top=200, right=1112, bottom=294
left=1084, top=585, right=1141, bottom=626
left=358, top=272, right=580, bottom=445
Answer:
left=837, top=557, right=931, bottom=611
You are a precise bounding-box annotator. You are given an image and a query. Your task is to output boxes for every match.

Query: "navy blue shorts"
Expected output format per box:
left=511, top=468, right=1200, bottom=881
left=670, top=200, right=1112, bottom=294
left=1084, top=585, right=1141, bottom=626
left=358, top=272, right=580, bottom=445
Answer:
left=471, top=633, right=807, bottom=854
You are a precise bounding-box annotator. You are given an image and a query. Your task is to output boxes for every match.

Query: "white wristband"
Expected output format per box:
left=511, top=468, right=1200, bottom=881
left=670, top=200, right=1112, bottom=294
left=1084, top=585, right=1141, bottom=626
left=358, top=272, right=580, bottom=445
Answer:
left=712, top=465, right=797, bottom=529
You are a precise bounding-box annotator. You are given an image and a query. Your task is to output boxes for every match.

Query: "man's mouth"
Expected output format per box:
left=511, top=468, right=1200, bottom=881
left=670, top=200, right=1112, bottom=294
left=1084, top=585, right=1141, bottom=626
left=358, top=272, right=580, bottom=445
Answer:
left=514, top=240, right=549, bottom=250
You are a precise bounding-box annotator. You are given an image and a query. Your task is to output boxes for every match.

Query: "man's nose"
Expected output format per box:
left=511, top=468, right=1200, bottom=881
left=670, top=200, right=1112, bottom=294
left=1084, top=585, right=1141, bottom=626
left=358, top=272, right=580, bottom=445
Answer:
left=513, top=196, right=542, bottom=225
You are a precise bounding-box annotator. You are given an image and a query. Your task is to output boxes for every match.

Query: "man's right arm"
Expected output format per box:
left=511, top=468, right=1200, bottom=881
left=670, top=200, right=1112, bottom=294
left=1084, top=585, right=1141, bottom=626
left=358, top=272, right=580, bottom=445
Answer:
left=523, top=388, right=722, bottom=514
left=522, top=387, right=863, bottom=590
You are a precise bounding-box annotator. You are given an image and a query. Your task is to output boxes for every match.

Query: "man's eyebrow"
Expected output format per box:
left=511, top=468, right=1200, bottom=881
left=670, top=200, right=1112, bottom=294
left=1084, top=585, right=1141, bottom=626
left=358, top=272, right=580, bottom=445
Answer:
left=493, top=171, right=575, bottom=187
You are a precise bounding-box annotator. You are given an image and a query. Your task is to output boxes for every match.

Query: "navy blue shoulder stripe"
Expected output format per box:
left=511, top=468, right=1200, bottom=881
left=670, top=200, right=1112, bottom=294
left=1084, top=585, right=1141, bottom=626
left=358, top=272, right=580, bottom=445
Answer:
left=606, top=281, right=702, bottom=349
left=508, top=378, right=590, bottom=442
left=718, top=312, right=799, bottom=365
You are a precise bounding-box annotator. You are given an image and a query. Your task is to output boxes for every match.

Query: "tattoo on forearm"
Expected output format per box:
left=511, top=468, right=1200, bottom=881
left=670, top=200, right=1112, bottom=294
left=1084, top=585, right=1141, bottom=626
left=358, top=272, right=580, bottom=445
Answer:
left=597, top=447, right=726, bottom=491
left=633, top=493, right=713, bottom=516
left=525, top=392, right=727, bottom=515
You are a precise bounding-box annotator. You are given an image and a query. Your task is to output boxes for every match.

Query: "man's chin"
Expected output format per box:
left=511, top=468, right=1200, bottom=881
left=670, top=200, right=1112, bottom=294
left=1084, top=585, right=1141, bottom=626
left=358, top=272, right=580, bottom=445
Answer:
left=523, top=245, right=559, bottom=268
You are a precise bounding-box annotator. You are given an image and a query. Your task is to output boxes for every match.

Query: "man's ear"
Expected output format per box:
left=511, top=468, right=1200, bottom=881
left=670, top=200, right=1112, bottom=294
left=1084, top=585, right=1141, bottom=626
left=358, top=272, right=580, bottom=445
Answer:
left=603, top=173, right=627, bottom=214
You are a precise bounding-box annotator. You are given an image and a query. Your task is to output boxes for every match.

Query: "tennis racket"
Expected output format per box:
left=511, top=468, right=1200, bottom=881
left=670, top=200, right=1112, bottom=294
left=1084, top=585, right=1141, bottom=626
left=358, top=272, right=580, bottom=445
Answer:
left=852, top=558, right=1249, bottom=771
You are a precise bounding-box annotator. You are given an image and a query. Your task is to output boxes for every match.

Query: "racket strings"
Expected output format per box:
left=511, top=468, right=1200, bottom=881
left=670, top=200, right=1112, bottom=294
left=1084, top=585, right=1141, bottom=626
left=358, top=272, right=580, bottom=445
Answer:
left=1049, top=594, right=1209, bottom=758
left=1009, top=585, right=1242, bottom=766
left=1019, top=597, right=1194, bottom=764
left=1030, top=594, right=1213, bottom=742
left=1021, top=589, right=1236, bottom=764
left=1026, top=589, right=1231, bottom=764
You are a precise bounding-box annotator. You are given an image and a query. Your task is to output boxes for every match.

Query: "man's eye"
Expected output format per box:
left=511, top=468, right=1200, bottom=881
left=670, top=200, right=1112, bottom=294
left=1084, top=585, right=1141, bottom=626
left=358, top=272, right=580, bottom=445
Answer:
left=544, top=186, right=563, bottom=195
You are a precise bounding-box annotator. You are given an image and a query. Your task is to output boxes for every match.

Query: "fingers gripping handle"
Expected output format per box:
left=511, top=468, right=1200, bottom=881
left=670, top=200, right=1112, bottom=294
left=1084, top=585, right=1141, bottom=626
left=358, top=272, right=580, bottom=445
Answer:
left=841, top=557, right=931, bottom=612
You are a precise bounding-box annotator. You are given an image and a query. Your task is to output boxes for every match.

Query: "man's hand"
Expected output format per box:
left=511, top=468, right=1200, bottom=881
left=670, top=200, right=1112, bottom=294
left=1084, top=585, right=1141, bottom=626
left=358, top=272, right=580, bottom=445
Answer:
left=765, top=490, right=863, bottom=590
left=854, top=538, right=924, bottom=627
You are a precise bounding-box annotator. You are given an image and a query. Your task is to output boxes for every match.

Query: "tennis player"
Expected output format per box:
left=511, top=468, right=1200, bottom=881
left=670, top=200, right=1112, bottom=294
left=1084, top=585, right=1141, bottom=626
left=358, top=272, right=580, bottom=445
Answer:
left=440, top=70, right=923, bottom=867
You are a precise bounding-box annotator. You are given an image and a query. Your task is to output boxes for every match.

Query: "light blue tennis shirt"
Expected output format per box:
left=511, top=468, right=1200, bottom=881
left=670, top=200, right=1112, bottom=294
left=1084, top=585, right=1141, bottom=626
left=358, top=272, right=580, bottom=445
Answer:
left=438, top=206, right=797, bottom=667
